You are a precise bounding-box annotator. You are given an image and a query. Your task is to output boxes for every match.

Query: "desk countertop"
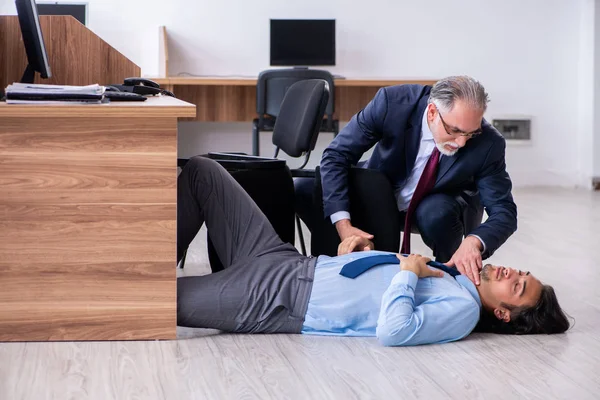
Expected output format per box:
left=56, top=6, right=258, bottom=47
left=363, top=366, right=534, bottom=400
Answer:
left=151, top=76, right=438, bottom=87
left=0, top=95, right=197, bottom=118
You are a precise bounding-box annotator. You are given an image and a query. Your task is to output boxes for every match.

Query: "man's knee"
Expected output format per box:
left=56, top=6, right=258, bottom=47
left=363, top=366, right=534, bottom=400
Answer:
left=415, top=193, right=463, bottom=236
left=186, top=155, right=220, bottom=173
left=182, top=156, right=231, bottom=188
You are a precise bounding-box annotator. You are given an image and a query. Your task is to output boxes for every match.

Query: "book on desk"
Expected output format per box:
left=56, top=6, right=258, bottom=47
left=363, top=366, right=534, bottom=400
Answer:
left=4, top=82, right=105, bottom=103
left=4, top=82, right=150, bottom=103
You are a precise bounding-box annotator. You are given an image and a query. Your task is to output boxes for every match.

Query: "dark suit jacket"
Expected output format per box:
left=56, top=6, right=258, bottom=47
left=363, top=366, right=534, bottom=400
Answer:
left=320, top=84, right=517, bottom=258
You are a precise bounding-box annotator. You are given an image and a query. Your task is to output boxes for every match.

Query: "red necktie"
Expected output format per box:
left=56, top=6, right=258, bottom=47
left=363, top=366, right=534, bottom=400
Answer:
left=401, top=146, right=441, bottom=254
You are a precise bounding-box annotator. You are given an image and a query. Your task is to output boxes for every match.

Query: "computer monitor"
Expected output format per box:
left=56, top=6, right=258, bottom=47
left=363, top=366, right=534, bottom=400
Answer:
left=15, top=0, right=52, bottom=83
left=37, top=2, right=87, bottom=26
left=270, top=19, right=335, bottom=67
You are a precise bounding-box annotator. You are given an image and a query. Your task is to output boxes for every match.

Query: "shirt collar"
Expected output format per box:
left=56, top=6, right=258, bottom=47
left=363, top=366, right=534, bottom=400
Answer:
left=421, top=107, right=434, bottom=141
left=456, top=275, right=482, bottom=308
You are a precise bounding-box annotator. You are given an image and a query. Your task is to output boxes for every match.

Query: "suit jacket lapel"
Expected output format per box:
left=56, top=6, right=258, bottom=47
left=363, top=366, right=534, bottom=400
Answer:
left=436, top=153, right=459, bottom=185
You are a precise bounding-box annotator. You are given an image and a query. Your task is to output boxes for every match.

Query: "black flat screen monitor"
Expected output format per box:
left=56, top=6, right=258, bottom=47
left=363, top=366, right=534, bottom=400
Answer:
left=37, top=3, right=87, bottom=25
left=15, top=0, right=52, bottom=83
left=270, top=19, right=335, bottom=67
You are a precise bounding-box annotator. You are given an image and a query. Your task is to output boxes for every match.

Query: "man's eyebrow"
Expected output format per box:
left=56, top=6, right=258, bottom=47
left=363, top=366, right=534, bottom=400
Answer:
left=448, top=124, right=482, bottom=135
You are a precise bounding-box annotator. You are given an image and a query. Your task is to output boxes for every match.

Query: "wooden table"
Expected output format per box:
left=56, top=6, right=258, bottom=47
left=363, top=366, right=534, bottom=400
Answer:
left=152, top=77, right=438, bottom=122
left=0, top=96, right=196, bottom=341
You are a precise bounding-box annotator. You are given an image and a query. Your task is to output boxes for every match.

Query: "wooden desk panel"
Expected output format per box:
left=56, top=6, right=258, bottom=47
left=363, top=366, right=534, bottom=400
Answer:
left=0, top=97, right=194, bottom=341
left=0, top=15, right=140, bottom=90
left=174, top=84, right=256, bottom=122
left=153, top=77, right=437, bottom=122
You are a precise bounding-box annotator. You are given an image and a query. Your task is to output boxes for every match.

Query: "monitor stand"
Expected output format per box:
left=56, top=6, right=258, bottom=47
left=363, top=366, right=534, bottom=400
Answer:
left=20, top=64, right=36, bottom=84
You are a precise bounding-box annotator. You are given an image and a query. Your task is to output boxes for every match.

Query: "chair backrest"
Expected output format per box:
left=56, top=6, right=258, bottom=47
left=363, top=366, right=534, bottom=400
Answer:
left=256, top=68, right=335, bottom=119
left=271, top=79, right=329, bottom=158
left=310, top=166, right=403, bottom=257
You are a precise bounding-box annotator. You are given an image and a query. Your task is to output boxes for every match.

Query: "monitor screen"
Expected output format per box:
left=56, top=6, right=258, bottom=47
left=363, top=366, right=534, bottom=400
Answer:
left=37, top=3, right=87, bottom=26
left=270, top=19, right=335, bottom=66
left=15, top=0, right=52, bottom=82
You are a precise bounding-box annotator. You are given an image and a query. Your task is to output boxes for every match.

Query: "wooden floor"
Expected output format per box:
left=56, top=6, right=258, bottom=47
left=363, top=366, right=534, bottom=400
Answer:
left=1, top=187, right=599, bottom=399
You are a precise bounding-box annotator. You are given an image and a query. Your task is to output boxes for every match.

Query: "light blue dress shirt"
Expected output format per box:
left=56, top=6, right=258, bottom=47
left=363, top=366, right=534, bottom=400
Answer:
left=302, top=250, right=482, bottom=346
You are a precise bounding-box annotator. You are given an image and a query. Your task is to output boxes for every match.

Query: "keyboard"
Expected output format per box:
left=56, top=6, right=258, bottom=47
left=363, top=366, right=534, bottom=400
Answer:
left=104, top=91, right=147, bottom=101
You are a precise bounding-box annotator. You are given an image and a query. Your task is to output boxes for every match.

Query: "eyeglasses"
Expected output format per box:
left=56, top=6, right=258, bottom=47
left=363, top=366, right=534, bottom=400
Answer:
left=436, top=105, right=483, bottom=138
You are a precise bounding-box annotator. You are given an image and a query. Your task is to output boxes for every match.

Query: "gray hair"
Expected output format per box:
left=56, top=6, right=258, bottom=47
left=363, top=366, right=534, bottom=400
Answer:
left=429, top=76, right=489, bottom=113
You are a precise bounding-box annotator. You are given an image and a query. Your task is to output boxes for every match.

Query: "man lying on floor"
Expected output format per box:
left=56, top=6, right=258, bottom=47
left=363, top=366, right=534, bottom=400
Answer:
left=177, top=157, right=570, bottom=346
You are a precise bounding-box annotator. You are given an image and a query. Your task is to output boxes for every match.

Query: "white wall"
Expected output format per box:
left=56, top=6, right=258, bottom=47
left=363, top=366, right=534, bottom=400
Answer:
left=577, top=0, right=600, bottom=185
left=2, top=0, right=598, bottom=187
left=594, top=1, right=600, bottom=179
left=578, top=0, right=595, bottom=186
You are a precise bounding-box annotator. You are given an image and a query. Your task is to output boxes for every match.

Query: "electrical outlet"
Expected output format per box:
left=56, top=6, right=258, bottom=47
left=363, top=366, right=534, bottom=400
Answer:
left=492, top=119, right=531, bottom=140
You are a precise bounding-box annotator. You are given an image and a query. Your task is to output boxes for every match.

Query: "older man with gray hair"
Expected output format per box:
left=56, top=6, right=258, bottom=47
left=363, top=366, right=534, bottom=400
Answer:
left=295, top=76, right=517, bottom=286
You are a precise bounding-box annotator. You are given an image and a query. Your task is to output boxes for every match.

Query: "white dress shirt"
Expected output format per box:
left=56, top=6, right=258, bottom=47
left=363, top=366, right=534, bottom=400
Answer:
left=330, top=109, right=434, bottom=221
left=394, top=108, right=437, bottom=212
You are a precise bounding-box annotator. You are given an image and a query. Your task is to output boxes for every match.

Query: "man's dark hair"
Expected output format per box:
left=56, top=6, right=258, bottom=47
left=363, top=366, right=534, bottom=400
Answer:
left=475, top=285, right=570, bottom=335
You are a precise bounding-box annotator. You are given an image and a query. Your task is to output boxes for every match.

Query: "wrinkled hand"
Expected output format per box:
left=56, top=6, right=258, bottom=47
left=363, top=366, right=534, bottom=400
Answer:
left=396, top=254, right=444, bottom=279
left=335, top=219, right=374, bottom=242
left=445, top=236, right=483, bottom=285
left=337, top=235, right=375, bottom=256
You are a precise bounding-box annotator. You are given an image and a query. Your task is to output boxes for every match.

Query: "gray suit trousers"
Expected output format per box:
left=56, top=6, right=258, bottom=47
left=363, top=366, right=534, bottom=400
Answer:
left=177, top=156, right=316, bottom=334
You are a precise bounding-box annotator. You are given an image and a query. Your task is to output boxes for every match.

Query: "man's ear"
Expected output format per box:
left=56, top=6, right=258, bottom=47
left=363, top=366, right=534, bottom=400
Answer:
left=426, top=103, right=436, bottom=121
left=494, top=307, right=511, bottom=323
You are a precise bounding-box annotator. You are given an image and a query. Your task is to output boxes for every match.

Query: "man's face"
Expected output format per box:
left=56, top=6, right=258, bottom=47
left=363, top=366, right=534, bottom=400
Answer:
left=478, top=264, right=544, bottom=322
left=426, top=100, right=484, bottom=156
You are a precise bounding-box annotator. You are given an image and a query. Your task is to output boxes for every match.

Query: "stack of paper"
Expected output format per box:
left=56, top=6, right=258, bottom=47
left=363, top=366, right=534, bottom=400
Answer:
left=4, top=83, right=105, bottom=104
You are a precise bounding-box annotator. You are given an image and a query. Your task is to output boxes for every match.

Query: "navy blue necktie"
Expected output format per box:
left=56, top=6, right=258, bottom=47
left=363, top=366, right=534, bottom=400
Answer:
left=338, top=253, right=461, bottom=279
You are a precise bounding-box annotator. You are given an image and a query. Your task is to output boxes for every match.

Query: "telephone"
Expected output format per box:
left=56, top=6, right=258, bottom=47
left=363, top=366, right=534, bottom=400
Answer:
left=106, top=77, right=175, bottom=97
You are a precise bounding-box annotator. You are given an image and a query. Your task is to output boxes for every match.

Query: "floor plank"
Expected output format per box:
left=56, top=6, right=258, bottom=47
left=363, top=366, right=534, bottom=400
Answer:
left=1, top=187, right=599, bottom=399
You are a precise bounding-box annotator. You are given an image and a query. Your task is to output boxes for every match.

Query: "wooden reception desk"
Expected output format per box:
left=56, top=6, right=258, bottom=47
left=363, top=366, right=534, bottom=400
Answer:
left=0, top=15, right=195, bottom=341
left=0, top=96, right=195, bottom=342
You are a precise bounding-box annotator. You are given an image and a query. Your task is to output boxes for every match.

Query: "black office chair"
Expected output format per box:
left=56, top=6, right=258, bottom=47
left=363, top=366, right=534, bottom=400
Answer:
left=252, top=68, right=338, bottom=156
left=310, top=166, right=403, bottom=257
left=310, top=167, right=485, bottom=258
left=179, top=79, right=329, bottom=270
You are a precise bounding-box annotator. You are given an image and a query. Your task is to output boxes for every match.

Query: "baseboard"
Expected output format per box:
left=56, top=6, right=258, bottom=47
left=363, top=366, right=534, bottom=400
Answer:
left=508, top=168, right=580, bottom=188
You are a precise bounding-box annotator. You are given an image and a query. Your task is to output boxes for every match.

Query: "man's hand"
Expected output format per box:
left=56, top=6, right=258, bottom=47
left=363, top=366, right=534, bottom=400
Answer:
left=445, top=236, right=483, bottom=285
left=396, top=254, right=444, bottom=279
left=337, top=235, right=374, bottom=256
left=335, top=219, right=374, bottom=242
